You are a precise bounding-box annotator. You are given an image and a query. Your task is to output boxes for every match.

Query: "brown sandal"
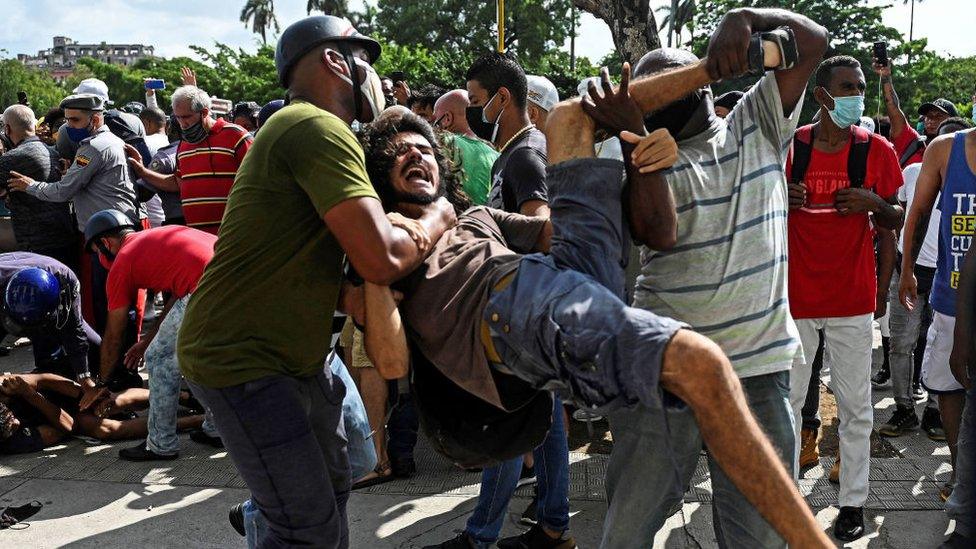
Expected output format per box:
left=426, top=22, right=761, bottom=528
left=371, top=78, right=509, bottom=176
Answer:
left=352, top=463, right=395, bottom=490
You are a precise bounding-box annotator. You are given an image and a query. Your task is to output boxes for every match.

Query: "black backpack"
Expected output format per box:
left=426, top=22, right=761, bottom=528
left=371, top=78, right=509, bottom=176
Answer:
left=790, top=124, right=872, bottom=188
left=898, top=135, right=926, bottom=168
left=410, top=344, right=553, bottom=468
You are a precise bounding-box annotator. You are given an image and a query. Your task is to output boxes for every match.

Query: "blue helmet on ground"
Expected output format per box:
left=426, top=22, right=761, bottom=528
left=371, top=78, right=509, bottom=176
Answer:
left=4, top=268, right=61, bottom=327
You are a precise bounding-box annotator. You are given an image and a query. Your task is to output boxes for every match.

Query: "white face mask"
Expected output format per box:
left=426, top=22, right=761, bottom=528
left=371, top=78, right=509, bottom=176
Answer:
left=328, top=49, right=385, bottom=123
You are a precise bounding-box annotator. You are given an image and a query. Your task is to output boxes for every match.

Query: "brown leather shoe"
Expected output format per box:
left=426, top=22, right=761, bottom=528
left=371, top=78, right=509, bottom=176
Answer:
left=799, top=428, right=820, bottom=468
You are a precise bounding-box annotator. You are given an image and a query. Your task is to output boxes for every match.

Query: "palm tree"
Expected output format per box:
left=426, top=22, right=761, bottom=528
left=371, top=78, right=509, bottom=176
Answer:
left=240, top=0, right=279, bottom=44
left=306, top=0, right=351, bottom=16
left=656, top=0, right=696, bottom=47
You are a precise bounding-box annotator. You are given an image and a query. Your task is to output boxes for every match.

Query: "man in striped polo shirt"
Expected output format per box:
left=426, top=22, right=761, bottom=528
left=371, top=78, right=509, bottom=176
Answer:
left=600, top=8, right=828, bottom=549
left=127, top=86, right=252, bottom=234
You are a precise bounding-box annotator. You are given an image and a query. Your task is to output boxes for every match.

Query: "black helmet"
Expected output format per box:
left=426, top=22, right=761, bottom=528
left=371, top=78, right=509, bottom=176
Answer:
left=275, top=15, right=381, bottom=88
left=84, top=209, right=136, bottom=250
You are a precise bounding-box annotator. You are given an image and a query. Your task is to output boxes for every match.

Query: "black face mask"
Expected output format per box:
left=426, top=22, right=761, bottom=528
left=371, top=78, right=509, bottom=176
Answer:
left=466, top=106, right=498, bottom=143
left=644, top=89, right=715, bottom=140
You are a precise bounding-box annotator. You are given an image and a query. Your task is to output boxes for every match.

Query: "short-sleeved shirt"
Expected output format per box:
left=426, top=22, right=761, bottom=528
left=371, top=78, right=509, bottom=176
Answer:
left=892, top=125, right=925, bottom=166
left=178, top=101, right=378, bottom=388
left=633, top=74, right=804, bottom=378
left=106, top=226, right=216, bottom=311
left=28, top=126, right=137, bottom=230
left=787, top=128, right=903, bottom=319
left=396, top=206, right=547, bottom=408
left=139, top=141, right=183, bottom=221
left=448, top=134, right=499, bottom=205
left=175, top=118, right=252, bottom=234
left=487, top=128, right=548, bottom=212
left=897, top=163, right=939, bottom=267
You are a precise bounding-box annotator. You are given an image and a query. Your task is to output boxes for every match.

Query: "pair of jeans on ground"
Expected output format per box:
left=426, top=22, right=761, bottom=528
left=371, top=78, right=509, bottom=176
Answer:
left=143, top=294, right=217, bottom=455
left=465, top=397, right=569, bottom=548
left=484, top=159, right=793, bottom=548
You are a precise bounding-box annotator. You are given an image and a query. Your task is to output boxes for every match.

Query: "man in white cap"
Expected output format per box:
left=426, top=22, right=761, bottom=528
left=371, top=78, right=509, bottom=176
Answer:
left=56, top=78, right=150, bottom=168
left=525, top=75, right=559, bottom=131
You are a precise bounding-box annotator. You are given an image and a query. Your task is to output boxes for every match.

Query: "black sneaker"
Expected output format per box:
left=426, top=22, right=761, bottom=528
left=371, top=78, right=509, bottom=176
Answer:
left=190, top=429, right=224, bottom=448
left=497, top=524, right=577, bottom=549
left=871, top=366, right=890, bottom=387
left=878, top=406, right=919, bottom=437
left=118, top=443, right=178, bottom=462
left=519, top=493, right=539, bottom=527
left=922, top=407, right=947, bottom=441
left=228, top=502, right=245, bottom=536
left=913, top=382, right=928, bottom=402
left=516, top=464, right=537, bottom=488
left=834, top=506, right=864, bottom=542
left=422, top=532, right=475, bottom=549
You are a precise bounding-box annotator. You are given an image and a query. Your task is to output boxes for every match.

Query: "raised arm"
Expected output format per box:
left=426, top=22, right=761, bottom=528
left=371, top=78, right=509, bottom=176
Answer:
left=580, top=64, right=678, bottom=249
left=874, top=61, right=909, bottom=139
left=706, top=8, right=828, bottom=114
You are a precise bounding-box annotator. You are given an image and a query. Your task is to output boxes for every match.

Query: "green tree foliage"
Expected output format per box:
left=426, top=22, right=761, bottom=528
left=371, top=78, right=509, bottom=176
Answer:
left=373, top=0, right=573, bottom=61
left=690, top=0, right=969, bottom=121
left=0, top=59, right=67, bottom=115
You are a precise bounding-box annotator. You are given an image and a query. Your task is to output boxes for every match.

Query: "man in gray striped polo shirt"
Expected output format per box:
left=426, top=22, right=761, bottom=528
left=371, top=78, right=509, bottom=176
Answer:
left=600, top=8, right=828, bottom=549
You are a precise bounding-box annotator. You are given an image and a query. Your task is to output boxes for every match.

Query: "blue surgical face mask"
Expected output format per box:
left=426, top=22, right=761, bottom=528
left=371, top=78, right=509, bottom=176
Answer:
left=65, top=121, right=92, bottom=143
left=824, top=92, right=865, bottom=128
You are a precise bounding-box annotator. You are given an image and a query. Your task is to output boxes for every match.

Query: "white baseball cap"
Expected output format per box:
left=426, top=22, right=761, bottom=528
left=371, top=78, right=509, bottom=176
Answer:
left=526, top=75, right=559, bottom=112
left=577, top=76, right=602, bottom=99
left=858, top=116, right=876, bottom=133
left=73, top=78, right=111, bottom=104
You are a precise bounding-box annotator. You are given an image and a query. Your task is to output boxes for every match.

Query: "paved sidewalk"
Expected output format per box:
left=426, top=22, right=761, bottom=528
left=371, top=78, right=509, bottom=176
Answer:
left=0, top=335, right=960, bottom=547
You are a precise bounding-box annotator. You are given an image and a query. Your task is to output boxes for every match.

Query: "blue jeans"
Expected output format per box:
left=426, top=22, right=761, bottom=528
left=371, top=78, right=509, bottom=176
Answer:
left=602, top=371, right=795, bottom=549
left=144, top=295, right=216, bottom=455
left=190, top=369, right=351, bottom=548
left=947, top=383, right=976, bottom=539
left=466, top=397, right=569, bottom=547
left=485, top=159, right=684, bottom=412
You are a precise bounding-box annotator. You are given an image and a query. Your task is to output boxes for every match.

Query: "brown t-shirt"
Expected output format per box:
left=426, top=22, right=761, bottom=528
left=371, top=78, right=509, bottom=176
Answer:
left=397, top=206, right=547, bottom=408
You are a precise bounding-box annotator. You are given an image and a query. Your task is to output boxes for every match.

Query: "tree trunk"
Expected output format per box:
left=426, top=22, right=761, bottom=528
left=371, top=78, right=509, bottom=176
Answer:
left=574, top=0, right=662, bottom=64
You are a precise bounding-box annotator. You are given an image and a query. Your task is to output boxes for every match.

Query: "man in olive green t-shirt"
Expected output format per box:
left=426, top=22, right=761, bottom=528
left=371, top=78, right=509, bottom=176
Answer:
left=433, top=89, right=499, bottom=205
left=176, top=16, right=454, bottom=548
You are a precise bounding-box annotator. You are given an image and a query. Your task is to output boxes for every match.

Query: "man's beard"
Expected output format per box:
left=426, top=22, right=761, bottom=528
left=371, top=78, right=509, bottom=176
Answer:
left=390, top=179, right=445, bottom=205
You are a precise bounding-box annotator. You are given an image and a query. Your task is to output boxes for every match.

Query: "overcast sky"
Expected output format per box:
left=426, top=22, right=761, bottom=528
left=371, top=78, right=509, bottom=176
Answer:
left=2, top=0, right=973, bottom=63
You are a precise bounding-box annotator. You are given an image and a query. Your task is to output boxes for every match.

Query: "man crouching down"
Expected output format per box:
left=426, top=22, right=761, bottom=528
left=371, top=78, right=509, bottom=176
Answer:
left=349, top=95, right=830, bottom=547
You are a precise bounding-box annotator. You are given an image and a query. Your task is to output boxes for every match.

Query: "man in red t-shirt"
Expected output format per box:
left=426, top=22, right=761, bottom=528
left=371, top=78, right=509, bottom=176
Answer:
left=126, top=86, right=252, bottom=235
left=785, top=56, right=904, bottom=541
left=81, top=211, right=220, bottom=461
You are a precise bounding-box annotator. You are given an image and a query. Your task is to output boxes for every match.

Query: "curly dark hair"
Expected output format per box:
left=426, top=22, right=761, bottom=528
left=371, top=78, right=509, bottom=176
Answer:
left=358, top=108, right=472, bottom=214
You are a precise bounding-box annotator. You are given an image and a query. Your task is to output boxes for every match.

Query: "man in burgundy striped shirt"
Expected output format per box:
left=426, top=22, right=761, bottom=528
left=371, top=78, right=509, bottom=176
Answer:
left=127, top=86, right=252, bottom=234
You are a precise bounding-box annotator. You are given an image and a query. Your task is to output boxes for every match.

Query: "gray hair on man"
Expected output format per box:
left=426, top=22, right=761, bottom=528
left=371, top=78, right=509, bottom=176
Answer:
left=171, top=85, right=212, bottom=112
left=2, top=104, right=37, bottom=134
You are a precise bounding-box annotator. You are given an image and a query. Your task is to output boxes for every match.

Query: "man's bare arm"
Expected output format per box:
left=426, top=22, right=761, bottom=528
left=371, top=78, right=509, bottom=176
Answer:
left=362, top=283, right=409, bottom=380
left=899, top=137, right=951, bottom=308
left=124, top=145, right=180, bottom=192
left=875, top=62, right=908, bottom=139
left=325, top=196, right=455, bottom=286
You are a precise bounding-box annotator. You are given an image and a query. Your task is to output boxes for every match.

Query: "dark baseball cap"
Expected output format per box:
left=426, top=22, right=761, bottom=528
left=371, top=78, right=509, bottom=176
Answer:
left=918, top=98, right=958, bottom=117
left=715, top=91, right=744, bottom=111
